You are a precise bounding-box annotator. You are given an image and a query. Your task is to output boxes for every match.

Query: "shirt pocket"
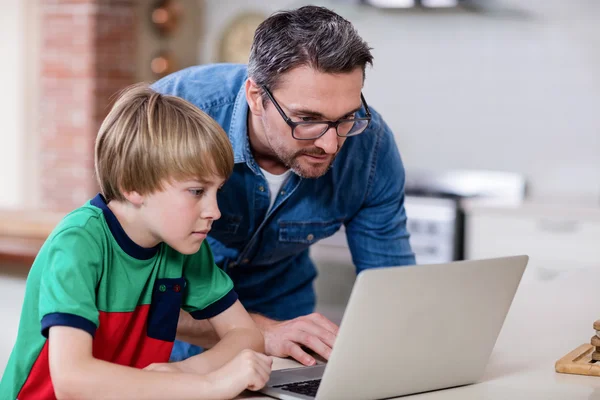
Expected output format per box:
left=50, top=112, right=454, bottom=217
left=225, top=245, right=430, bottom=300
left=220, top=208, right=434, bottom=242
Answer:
left=147, top=277, right=186, bottom=342
left=211, top=214, right=242, bottom=235
left=278, top=219, right=343, bottom=244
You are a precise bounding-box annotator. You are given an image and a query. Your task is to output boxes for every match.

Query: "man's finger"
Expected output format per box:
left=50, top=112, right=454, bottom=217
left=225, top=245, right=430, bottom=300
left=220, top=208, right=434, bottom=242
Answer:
left=289, top=330, right=332, bottom=361
left=292, top=319, right=337, bottom=349
left=286, top=341, right=316, bottom=366
left=306, top=313, right=339, bottom=335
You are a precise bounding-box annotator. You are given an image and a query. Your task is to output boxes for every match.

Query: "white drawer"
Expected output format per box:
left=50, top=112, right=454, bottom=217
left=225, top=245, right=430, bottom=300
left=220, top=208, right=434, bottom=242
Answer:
left=466, top=213, right=600, bottom=268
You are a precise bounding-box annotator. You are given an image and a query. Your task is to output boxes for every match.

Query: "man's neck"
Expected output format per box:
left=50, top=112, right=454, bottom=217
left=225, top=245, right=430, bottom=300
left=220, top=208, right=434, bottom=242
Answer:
left=247, top=110, right=290, bottom=175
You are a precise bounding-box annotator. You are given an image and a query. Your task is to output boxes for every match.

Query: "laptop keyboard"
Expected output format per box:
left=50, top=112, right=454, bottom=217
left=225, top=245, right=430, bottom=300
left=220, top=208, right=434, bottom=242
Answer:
left=274, top=379, right=321, bottom=397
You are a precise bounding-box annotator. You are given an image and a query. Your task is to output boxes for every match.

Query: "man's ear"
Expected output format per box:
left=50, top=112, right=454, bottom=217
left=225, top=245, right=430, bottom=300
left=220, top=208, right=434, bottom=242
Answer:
left=122, top=190, right=145, bottom=207
left=245, top=78, right=265, bottom=117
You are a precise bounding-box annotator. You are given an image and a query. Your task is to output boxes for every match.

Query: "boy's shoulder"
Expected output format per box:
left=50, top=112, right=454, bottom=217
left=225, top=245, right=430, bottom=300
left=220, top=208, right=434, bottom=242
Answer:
left=46, top=202, right=106, bottom=245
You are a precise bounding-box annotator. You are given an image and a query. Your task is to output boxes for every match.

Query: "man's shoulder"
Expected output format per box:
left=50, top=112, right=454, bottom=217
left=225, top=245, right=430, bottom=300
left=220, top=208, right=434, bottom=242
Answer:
left=151, top=63, right=248, bottom=111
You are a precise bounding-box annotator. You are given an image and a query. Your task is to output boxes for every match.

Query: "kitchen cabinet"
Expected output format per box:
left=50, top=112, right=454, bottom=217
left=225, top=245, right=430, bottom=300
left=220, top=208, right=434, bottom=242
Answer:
left=464, top=200, right=600, bottom=281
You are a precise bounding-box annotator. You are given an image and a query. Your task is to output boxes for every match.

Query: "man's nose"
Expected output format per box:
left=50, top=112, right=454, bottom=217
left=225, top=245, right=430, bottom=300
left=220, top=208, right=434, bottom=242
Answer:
left=314, top=126, right=338, bottom=154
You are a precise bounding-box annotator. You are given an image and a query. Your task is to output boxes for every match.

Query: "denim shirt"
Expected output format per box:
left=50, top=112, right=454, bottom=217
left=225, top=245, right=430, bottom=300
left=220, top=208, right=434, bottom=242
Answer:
left=152, top=64, right=415, bottom=321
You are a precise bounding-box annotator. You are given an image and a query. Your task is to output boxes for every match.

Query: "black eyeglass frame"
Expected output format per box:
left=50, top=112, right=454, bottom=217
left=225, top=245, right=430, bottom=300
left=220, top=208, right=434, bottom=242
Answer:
left=261, top=85, right=372, bottom=141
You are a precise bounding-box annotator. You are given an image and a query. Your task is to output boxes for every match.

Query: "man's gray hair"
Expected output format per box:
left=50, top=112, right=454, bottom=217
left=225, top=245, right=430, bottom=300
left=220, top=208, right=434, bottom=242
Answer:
left=248, top=5, right=373, bottom=92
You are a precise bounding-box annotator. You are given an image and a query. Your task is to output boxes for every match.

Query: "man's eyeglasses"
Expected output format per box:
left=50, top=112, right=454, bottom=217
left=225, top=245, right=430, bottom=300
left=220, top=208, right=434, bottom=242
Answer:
left=261, top=85, right=372, bottom=141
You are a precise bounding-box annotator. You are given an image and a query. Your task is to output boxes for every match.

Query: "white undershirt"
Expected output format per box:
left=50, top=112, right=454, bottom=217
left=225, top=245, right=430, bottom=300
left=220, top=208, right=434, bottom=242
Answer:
left=260, top=167, right=292, bottom=211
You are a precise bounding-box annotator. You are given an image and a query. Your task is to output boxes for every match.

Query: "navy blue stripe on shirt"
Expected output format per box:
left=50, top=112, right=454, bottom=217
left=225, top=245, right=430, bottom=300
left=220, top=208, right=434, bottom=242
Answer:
left=90, top=193, right=160, bottom=260
left=190, top=289, right=238, bottom=320
left=41, top=312, right=97, bottom=338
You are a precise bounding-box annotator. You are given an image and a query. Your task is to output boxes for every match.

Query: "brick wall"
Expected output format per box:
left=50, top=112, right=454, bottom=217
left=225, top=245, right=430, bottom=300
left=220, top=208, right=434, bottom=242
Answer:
left=40, top=0, right=136, bottom=211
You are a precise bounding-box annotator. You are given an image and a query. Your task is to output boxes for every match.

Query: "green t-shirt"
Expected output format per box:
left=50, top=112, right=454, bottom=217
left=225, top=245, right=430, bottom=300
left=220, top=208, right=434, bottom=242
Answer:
left=0, top=194, right=236, bottom=399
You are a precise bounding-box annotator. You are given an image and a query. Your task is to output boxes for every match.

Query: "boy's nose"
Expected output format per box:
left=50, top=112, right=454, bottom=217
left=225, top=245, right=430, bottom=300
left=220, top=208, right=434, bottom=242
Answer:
left=203, top=199, right=221, bottom=221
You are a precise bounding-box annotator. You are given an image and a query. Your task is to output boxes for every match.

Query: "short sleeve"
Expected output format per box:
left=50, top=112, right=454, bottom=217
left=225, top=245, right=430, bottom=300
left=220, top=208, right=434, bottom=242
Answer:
left=39, top=228, right=101, bottom=338
left=181, top=241, right=237, bottom=319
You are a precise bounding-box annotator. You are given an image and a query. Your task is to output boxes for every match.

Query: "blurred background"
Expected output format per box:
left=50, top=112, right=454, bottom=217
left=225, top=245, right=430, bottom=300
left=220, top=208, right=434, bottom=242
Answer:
left=0, top=0, right=599, bottom=375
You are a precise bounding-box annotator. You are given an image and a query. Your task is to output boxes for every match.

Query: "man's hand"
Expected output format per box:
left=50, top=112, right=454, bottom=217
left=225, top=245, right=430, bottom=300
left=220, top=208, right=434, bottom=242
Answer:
left=252, top=313, right=339, bottom=366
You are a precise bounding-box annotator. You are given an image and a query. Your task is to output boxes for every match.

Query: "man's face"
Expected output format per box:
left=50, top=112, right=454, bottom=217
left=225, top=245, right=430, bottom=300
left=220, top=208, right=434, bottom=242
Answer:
left=259, top=66, right=364, bottom=178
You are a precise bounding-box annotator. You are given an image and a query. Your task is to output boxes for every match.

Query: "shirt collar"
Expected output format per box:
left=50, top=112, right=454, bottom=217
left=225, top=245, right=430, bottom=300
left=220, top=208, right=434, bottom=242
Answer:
left=228, top=82, right=253, bottom=165
left=90, top=193, right=160, bottom=260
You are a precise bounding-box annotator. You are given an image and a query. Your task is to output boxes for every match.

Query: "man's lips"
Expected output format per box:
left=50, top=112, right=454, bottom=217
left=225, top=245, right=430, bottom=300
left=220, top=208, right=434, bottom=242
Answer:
left=302, top=153, right=330, bottom=161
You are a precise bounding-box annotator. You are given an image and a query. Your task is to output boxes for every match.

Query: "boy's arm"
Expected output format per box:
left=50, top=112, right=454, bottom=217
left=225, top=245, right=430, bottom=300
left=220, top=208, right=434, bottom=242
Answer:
left=175, top=300, right=265, bottom=375
left=176, top=309, right=220, bottom=348
left=49, top=325, right=269, bottom=400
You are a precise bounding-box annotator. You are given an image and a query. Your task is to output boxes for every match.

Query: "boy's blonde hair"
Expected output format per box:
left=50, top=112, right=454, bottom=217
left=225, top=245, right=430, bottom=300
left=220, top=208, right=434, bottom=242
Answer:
left=95, top=83, right=234, bottom=202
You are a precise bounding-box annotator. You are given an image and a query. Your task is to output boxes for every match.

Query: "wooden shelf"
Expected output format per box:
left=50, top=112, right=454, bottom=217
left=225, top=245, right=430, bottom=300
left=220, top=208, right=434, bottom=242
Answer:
left=0, top=209, right=64, bottom=267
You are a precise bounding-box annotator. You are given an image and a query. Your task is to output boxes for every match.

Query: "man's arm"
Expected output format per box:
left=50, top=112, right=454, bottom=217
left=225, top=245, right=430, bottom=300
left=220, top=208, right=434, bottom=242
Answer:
left=49, top=326, right=270, bottom=400
left=345, top=117, right=416, bottom=272
left=176, top=309, right=338, bottom=367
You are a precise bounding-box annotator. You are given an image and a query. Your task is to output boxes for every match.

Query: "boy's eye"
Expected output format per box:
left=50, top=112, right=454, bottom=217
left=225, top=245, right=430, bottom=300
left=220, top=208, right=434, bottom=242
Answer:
left=189, top=189, right=204, bottom=197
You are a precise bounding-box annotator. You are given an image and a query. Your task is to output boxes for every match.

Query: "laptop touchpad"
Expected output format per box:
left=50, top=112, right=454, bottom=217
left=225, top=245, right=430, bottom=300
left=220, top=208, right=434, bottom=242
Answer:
left=269, top=365, right=326, bottom=385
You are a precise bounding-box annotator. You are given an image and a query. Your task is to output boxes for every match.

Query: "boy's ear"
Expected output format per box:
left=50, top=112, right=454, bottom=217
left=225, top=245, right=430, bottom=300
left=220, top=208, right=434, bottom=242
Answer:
left=245, top=79, right=264, bottom=117
left=122, top=190, right=145, bottom=207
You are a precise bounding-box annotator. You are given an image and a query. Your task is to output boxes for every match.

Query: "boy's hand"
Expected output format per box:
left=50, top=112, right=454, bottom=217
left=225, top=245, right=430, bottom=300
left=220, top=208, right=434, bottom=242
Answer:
left=207, top=349, right=272, bottom=398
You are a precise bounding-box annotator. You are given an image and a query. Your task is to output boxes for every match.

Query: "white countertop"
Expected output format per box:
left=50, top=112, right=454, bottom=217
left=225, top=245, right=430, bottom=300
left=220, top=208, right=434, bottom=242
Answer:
left=239, top=264, right=600, bottom=399
left=462, top=197, right=600, bottom=221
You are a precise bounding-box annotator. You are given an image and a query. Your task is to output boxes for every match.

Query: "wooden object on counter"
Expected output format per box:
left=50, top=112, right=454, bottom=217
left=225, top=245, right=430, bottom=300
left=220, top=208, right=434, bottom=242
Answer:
left=556, top=322, right=600, bottom=377
left=0, top=209, right=64, bottom=266
left=555, top=344, right=600, bottom=377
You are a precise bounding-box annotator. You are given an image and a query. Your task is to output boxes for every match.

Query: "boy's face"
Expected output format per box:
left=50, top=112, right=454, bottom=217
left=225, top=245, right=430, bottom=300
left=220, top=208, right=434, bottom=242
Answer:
left=142, top=176, right=224, bottom=254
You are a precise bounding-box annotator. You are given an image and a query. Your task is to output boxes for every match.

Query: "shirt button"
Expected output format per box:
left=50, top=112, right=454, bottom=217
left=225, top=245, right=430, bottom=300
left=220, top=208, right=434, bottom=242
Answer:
left=259, top=185, right=265, bottom=192
left=173, top=284, right=181, bottom=293
left=306, top=233, right=315, bottom=241
left=159, top=284, right=166, bottom=292
left=280, top=190, right=286, bottom=195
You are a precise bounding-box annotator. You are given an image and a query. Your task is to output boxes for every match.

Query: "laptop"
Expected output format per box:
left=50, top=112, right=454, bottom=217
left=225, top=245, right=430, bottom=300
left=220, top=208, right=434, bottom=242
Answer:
left=260, top=255, right=528, bottom=400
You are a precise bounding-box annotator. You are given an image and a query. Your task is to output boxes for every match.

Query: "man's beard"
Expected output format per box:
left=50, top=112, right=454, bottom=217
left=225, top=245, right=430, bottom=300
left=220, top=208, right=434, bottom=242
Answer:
left=284, top=148, right=337, bottom=178
left=261, top=116, right=339, bottom=178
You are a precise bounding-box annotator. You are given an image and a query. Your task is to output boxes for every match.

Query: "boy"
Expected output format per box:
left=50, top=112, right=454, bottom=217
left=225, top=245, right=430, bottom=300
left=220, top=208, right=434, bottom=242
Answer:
left=0, top=84, right=272, bottom=399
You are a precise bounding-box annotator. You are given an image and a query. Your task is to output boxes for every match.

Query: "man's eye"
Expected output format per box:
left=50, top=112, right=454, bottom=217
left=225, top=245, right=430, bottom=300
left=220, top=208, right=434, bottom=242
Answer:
left=189, top=189, right=204, bottom=197
left=299, top=116, right=318, bottom=122
left=343, top=113, right=356, bottom=120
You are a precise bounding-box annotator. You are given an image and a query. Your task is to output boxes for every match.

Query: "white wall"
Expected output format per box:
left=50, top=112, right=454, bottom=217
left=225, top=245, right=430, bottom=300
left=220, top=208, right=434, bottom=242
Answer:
left=0, top=2, right=26, bottom=207
left=199, top=0, right=600, bottom=201
left=0, top=268, right=27, bottom=377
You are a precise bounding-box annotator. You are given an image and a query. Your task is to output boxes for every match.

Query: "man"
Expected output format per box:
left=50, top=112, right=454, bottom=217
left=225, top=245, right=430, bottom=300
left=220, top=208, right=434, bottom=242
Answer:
left=153, top=5, right=415, bottom=367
